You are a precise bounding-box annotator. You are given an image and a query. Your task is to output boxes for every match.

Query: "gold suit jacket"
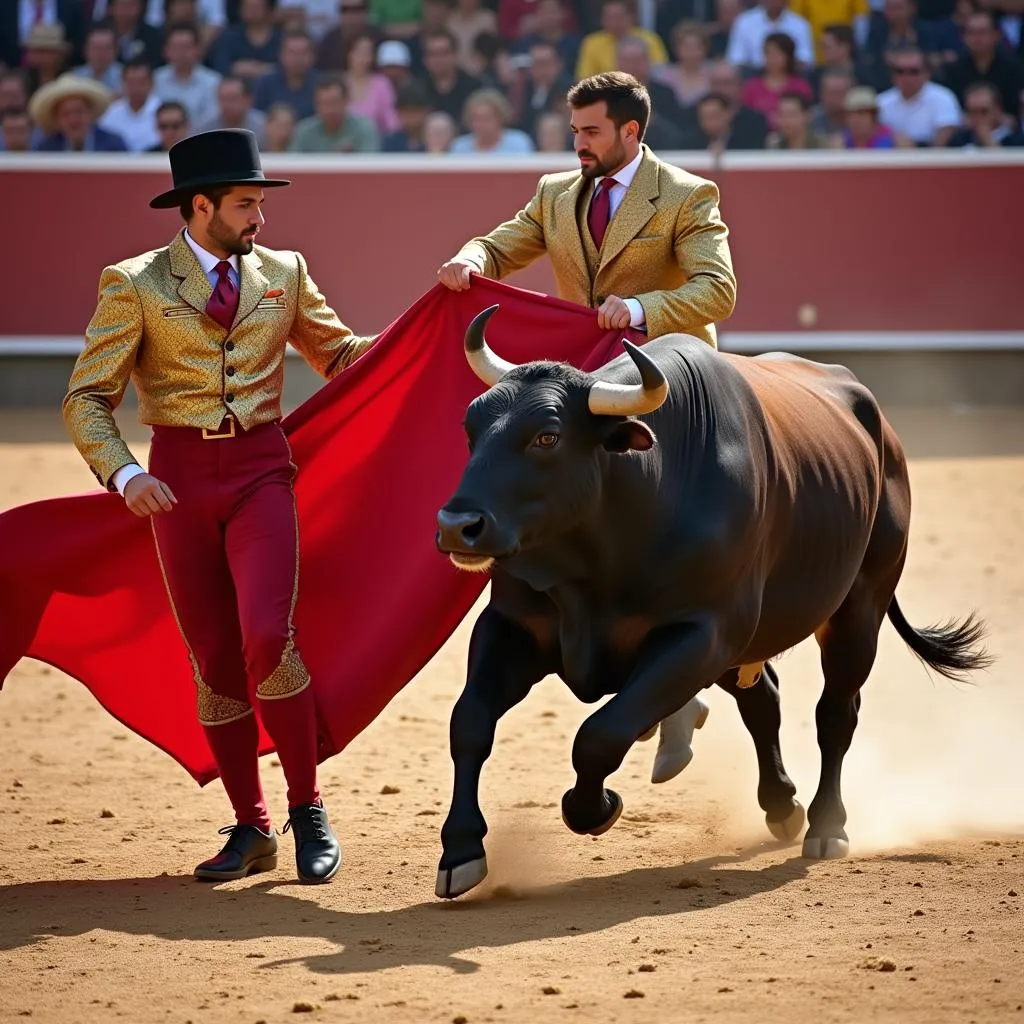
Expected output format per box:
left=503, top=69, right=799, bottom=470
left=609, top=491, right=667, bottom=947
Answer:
left=64, top=231, right=374, bottom=490
left=455, top=145, right=736, bottom=346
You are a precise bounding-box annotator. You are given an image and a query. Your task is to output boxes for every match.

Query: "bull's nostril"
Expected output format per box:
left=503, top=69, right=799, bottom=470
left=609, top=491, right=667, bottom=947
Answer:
left=461, top=516, right=486, bottom=542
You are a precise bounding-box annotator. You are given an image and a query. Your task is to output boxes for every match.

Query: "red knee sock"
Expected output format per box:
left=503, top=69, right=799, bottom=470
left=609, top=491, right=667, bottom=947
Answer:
left=258, top=685, right=321, bottom=809
left=202, top=713, right=272, bottom=832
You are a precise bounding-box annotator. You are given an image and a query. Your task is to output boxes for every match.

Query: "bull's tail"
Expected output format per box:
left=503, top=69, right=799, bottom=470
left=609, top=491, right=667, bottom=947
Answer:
left=886, top=595, right=993, bottom=682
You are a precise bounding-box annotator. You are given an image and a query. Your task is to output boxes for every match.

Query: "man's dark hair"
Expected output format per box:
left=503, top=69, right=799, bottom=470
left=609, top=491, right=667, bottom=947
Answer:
left=395, top=81, right=431, bottom=110
left=86, top=23, right=117, bottom=42
left=178, top=184, right=232, bottom=223
left=315, top=74, right=347, bottom=98
left=822, top=23, right=854, bottom=51
left=567, top=71, right=650, bottom=138
left=777, top=90, right=810, bottom=111
left=697, top=91, right=730, bottom=110
left=423, top=29, right=458, bottom=53
left=166, top=21, right=200, bottom=45
left=123, top=56, right=153, bottom=76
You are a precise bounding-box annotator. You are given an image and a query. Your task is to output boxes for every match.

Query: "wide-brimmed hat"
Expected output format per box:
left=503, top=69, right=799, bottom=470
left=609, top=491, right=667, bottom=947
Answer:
left=844, top=86, right=879, bottom=113
left=28, top=74, right=112, bottom=133
left=23, top=23, right=72, bottom=52
left=149, top=128, right=291, bottom=209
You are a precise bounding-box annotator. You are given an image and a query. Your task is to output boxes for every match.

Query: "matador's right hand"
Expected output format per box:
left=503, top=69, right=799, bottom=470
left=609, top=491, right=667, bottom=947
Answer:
left=437, top=258, right=475, bottom=292
left=124, top=473, right=177, bottom=517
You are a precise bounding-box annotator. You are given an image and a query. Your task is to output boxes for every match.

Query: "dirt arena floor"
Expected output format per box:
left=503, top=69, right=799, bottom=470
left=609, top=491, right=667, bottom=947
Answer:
left=1, top=405, right=1022, bottom=1024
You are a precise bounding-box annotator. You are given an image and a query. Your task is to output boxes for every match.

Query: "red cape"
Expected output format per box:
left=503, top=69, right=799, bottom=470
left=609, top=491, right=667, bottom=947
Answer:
left=0, top=279, right=644, bottom=785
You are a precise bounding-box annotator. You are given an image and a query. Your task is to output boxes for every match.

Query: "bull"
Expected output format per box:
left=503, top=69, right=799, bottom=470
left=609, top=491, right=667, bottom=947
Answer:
left=433, top=305, right=991, bottom=900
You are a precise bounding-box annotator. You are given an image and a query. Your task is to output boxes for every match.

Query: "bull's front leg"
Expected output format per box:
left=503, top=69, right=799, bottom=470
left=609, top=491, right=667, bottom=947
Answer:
left=562, top=620, right=723, bottom=836
left=437, top=606, right=549, bottom=899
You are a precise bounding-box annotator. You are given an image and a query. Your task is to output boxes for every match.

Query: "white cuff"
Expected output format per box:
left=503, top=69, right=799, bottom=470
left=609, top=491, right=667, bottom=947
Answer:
left=624, top=298, right=646, bottom=328
left=111, top=463, right=145, bottom=496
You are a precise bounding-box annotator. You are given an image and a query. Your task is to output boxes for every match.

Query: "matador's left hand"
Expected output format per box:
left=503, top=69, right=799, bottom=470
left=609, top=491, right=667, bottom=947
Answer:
left=597, top=295, right=632, bottom=330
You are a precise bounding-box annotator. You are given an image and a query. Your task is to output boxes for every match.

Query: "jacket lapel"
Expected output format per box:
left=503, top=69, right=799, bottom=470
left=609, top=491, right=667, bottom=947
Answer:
left=232, top=250, right=267, bottom=329
left=169, top=230, right=213, bottom=316
left=597, top=149, right=660, bottom=273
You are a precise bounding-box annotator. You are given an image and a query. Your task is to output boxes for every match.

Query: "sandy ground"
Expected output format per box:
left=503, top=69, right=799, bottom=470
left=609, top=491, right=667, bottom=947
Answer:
left=1, top=405, right=1023, bottom=1024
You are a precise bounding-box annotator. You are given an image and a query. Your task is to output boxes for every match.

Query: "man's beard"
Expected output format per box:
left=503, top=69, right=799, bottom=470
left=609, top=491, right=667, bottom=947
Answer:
left=209, top=211, right=256, bottom=256
left=578, top=134, right=628, bottom=180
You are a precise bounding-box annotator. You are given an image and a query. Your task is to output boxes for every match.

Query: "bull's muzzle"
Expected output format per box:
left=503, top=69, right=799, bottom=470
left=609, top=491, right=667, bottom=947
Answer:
left=436, top=508, right=504, bottom=571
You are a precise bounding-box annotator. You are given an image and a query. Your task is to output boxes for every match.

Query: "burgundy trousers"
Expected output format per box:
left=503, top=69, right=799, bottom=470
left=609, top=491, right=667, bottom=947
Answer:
left=149, top=418, right=319, bottom=829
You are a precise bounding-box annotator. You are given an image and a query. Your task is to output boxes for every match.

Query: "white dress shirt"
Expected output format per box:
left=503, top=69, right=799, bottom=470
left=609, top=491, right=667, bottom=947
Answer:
left=591, top=148, right=647, bottom=329
left=99, top=92, right=161, bottom=152
left=726, top=6, right=816, bottom=67
left=111, top=231, right=239, bottom=496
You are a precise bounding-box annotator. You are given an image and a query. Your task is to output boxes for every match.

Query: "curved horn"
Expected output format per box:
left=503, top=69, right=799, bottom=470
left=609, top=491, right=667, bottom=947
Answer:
left=587, top=339, right=669, bottom=417
left=464, top=304, right=518, bottom=387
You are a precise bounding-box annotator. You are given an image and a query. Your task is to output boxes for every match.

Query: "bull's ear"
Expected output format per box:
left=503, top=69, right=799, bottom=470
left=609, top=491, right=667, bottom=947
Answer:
left=602, top=418, right=656, bottom=454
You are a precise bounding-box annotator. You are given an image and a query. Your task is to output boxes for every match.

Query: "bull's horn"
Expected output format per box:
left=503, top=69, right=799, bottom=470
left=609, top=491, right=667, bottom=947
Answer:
left=587, top=340, right=669, bottom=417
left=464, top=304, right=517, bottom=387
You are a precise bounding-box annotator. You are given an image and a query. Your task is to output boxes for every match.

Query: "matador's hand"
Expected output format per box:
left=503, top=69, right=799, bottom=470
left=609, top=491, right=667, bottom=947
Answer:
left=437, top=258, right=475, bottom=291
left=124, top=473, right=177, bottom=517
left=597, top=295, right=632, bottom=330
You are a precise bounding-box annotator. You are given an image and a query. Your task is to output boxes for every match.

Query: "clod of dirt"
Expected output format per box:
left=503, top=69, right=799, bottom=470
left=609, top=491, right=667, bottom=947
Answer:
left=46, top=818, right=66, bottom=825
left=625, top=990, right=645, bottom=998
left=676, top=878, right=701, bottom=889
left=100, top=809, right=115, bottom=818
left=380, top=785, right=400, bottom=795
left=1009, top=890, right=1018, bottom=897
left=542, top=987, right=561, bottom=995
left=860, top=958, right=898, bottom=972
left=292, top=1002, right=315, bottom=1013
left=453, top=1017, right=468, bottom=1024
left=638, top=965, right=656, bottom=973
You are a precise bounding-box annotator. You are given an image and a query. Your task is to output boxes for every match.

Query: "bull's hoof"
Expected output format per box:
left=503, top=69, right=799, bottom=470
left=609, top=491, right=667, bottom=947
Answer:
left=801, top=835, right=850, bottom=860
left=766, top=800, right=806, bottom=843
left=561, top=789, right=623, bottom=836
left=435, top=855, right=488, bottom=899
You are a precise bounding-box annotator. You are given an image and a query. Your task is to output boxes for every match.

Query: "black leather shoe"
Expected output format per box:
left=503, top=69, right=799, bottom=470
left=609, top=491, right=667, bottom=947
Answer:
left=283, top=802, right=342, bottom=884
left=194, top=824, right=278, bottom=882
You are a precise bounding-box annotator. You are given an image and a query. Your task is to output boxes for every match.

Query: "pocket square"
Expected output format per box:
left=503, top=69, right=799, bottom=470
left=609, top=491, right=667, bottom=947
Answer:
left=264, top=288, right=284, bottom=298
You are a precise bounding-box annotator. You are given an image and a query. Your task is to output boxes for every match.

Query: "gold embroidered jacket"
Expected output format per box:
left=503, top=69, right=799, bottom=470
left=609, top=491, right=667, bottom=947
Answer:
left=63, top=231, right=374, bottom=490
left=455, top=145, right=737, bottom=346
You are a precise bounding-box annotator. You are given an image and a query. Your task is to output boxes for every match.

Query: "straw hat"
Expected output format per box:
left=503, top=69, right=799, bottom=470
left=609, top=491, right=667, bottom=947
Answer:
left=28, top=75, right=113, bottom=133
left=23, top=23, right=72, bottom=52
left=844, top=86, right=879, bottom=113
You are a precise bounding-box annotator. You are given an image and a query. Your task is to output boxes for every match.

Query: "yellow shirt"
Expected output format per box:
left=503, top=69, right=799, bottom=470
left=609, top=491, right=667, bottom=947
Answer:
left=790, top=0, right=869, bottom=60
left=574, top=29, right=669, bottom=81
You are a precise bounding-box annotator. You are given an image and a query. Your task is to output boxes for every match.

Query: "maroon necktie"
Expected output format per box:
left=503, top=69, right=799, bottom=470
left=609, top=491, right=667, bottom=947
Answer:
left=587, top=177, right=618, bottom=250
left=206, top=260, right=239, bottom=331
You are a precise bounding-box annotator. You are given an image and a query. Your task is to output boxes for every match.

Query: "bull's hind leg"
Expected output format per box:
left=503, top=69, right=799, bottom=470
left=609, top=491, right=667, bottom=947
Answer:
left=717, top=662, right=805, bottom=843
left=803, top=586, right=885, bottom=859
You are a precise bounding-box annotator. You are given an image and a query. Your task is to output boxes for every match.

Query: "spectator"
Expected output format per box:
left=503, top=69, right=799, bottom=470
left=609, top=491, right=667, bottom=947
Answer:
left=514, top=0, right=581, bottom=72
left=423, top=108, right=456, bottom=151
left=814, top=23, right=888, bottom=91
left=707, top=0, right=743, bottom=59
left=944, top=10, right=1024, bottom=121
left=689, top=91, right=748, bottom=152
left=154, top=23, right=222, bottom=126
left=275, top=0, right=340, bottom=42
left=147, top=99, right=190, bottom=150
left=726, top=0, right=816, bottom=70
left=864, top=0, right=939, bottom=69
left=91, top=0, right=226, bottom=38
left=377, top=39, right=415, bottom=93
left=0, top=0, right=84, bottom=70
left=451, top=87, right=536, bottom=152
left=615, top=37, right=688, bottom=145
left=263, top=101, right=298, bottom=149
left=254, top=31, right=320, bottom=119
left=105, top=0, right=164, bottom=67
left=29, top=75, right=128, bottom=151
left=0, top=108, right=34, bottom=153
left=686, top=57, right=770, bottom=145
left=878, top=45, right=961, bottom=144
left=839, top=84, right=905, bottom=145
left=98, top=58, right=160, bottom=151
left=0, top=73, right=31, bottom=115
left=316, top=0, right=378, bottom=72
left=576, top=0, right=669, bottom=80
left=535, top=108, right=571, bottom=150
left=653, top=21, right=712, bottom=109
left=448, top=0, right=498, bottom=72
left=516, top=40, right=572, bottom=137
left=208, top=0, right=283, bottom=80
left=421, top=29, right=482, bottom=127
left=405, top=0, right=455, bottom=72
left=811, top=66, right=855, bottom=133
left=767, top=90, right=830, bottom=145
left=71, top=25, right=124, bottom=96
left=382, top=81, right=432, bottom=149
left=740, top=31, right=814, bottom=131
left=290, top=75, right=380, bottom=150
left=499, top=0, right=579, bottom=40
left=370, top=0, right=424, bottom=40
left=947, top=81, right=1024, bottom=145
left=343, top=31, right=401, bottom=135
left=789, top=0, right=869, bottom=62
left=197, top=75, right=268, bottom=141
left=22, top=24, right=73, bottom=93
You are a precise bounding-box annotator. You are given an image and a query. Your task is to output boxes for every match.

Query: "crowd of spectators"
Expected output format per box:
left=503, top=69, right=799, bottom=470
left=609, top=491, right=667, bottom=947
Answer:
left=2, top=0, right=1022, bottom=155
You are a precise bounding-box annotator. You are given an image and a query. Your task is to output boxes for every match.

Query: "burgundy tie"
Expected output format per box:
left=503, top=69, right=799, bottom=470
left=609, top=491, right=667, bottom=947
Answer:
left=587, top=178, right=618, bottom=250
left=206, top=260, right=239, bottom=331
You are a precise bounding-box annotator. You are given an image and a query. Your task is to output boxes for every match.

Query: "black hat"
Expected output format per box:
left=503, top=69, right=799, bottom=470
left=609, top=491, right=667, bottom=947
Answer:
left=149, top=128, right=290, bottom=209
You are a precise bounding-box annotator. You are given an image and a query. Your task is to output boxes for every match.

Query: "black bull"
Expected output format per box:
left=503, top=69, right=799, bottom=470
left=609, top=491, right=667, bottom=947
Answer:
left=432, top=305, right=991, bottom=900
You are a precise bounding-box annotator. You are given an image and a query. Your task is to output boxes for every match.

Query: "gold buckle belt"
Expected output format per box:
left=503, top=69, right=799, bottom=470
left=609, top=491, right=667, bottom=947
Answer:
left=201, top=416, right=237, bottom=440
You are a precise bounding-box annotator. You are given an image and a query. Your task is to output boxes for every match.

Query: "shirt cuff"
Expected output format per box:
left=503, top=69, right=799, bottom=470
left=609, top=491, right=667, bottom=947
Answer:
left=111, top=463, right=145, bottom=496
left=624, top=298, right=646, bottom=328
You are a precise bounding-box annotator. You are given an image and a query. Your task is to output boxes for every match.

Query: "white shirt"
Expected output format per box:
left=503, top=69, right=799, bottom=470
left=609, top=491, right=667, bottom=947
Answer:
left=591, top=148, right=647, bottom=329
left=19, top=0, right=58, bottom=43
left=153, top=64, right=222, bottom=128
left=111, top=232, right=239, bottom=496
left=98, top=93, right=161, bottom=152
left=91, top=0, right=227, bottom=26
left=878, top=82, right=962, bottom=144
left=726, top=6, right=816, bottom=68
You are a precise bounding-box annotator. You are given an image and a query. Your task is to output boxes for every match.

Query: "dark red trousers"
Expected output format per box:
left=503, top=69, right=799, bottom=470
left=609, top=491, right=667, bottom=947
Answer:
left=149, top=418, right=319, bottom=829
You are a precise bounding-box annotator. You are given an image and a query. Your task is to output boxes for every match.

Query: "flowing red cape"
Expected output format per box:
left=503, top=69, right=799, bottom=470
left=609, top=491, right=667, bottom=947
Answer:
left=0, top=279, right=644, bottom=786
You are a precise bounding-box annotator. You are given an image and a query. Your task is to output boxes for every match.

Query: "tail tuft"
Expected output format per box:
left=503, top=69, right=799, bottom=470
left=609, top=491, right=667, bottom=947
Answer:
left=887, top=596, right=993, bottom=683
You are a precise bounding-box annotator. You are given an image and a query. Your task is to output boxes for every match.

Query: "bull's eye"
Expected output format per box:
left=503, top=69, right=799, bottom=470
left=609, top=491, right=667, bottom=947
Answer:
left=534, top=432, right=559, bottom=449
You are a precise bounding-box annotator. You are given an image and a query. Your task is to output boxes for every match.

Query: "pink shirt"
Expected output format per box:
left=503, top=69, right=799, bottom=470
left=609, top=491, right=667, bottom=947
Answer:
left=346, top=73, right=399, bottom=136
left=740, top=74, right=813, bottom=132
